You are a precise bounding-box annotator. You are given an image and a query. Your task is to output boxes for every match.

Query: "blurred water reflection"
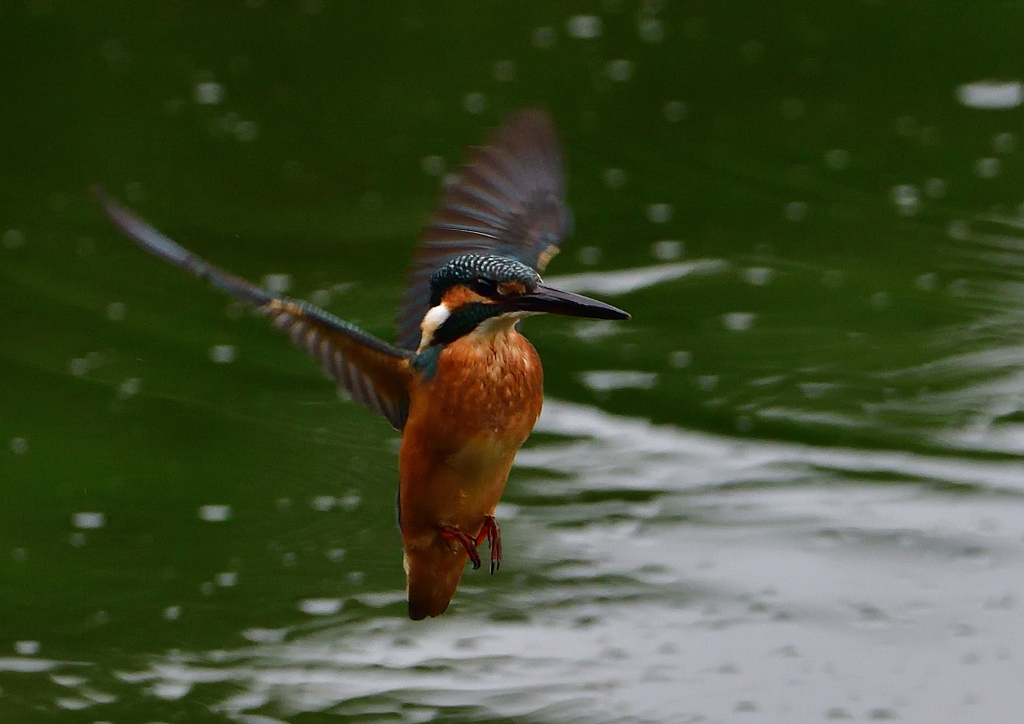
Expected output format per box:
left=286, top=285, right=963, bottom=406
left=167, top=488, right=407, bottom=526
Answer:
left=11, top=399, right=1022, bottom=722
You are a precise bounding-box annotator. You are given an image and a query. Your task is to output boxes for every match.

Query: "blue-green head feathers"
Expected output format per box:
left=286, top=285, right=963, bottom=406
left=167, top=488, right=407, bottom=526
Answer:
left=428, top=254, right=540, bottom=307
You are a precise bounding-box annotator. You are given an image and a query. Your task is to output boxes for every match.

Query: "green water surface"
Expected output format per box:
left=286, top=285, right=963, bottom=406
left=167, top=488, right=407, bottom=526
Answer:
left=3, top=2, right=1024, bottom=722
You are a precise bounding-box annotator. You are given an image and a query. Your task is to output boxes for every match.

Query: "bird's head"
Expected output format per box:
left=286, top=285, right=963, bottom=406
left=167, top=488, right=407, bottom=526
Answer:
left=417, top=254, right=629, bottom=350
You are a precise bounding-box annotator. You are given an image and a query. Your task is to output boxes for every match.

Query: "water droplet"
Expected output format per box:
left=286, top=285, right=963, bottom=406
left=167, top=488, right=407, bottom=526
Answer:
left=697, top=375, right=719, bottom=391
left=100, top=38, right=126, bottom=67
left=308, top=289, right=331, bottom=307
left=15, top=641, right=40, bottom=656
left=743, top=267, right=773, bottom=286
left=663, top=100, right=687, bottom=122
left=3, top=229, right=25, bottom=249
left=68, top=358, right=89, bottom=376
left=9, top=437, right=27, bottom=455
left=579, top=371, right=658, bottom=391
left=651, top=240, right=683, bottom=260
left=956, top=80, right=1022, bottom=110
left=949, top=220, right=970, bottom=239
left=198, top=504, right=232, bottom=522
left=532, top=26, right=556, bottom=48
left=116, top=377, right=141, bottom=400
left=638, top=17, right=664, bottom=43
left=463, top=92, right=486, bottom=114
left=606, top=59, right=634, bottom=82
left=577, top=246, right=602, bottom=265
left=493, top=60, right=516, bottom=82
left=892, top=184, right=920, bottom=216
left=915, top=273, right=937, bottom=291
left=70, top=532, right=86, bottom=547
left=195, top=80, right=224, bottom=105
left=871, top=291, right=890, bottom=310
left=824, top=149, right=849, bottom=170
left=339, top=490, right=362, bottom=511
left=163, top=605, right=181, bottom=620
left=567, top=15, right=602, bottom=39
left=262, top=273, right=291, bottom=294
left=603, top=168, right=626, bottom=189
left=328, top=548, right=346, bottom=562
left=646, top=203, right=673, bottom=223
left=311, top=495, right=335, bottom=511
left=421, top=155, right=445, bottom=176
left=723, top=312, right=755, bottom=331
left=347, top=571, right=364, bottom=585
left=72, top=512, right=105, bottom=529
left=976, top=157, right=1000, bottom=178
left=242, top=627, right=287, bottom=643
left=106, top=301, right=126, bottom=321
left=925, top=177, right=947, bottom=198
left=299, top=598, right=343, bottom=616
left=669, top=351, right=691, bottom=368
left=235, top=120, right=258, bottom=142
left=784, top=201, right=808, bottom=221
left=209, top=344, right=235, bottom=364
left=215, top=571, right=237, bottom=587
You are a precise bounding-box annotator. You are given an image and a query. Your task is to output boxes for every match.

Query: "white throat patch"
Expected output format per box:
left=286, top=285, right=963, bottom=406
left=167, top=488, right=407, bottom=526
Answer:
left=471, top=310, right=535, bottom=340
left=418, top=303, right=451, bottom=352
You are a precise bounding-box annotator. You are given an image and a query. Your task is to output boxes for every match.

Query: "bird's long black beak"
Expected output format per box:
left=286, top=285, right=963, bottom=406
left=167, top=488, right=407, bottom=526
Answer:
left=514, top=284, right=630, bottom=320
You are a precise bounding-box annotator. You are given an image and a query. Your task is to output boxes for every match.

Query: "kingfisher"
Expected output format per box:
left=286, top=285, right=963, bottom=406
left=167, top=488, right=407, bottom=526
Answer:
left=94, top=109, right=629, bottom=619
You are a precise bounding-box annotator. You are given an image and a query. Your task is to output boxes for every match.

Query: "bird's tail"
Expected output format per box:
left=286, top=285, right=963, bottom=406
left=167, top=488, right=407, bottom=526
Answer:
left=404, top=541, right=469, bottom=620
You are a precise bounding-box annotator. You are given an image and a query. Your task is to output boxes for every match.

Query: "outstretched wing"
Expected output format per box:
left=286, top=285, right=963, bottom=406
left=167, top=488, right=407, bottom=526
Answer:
left=396, top=108, right=572, bottom=350
left=93, top=187, right=414, bottom=430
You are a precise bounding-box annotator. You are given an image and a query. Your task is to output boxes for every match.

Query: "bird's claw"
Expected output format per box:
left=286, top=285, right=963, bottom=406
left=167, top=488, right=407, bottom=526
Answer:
left=440, top=527, right=482, bottom=569
left=440, top=516, right=501, bottom=574
left=476, top=516, right=501, bottom=574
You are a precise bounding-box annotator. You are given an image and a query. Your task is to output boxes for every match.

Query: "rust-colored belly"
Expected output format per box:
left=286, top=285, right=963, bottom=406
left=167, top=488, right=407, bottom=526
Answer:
left=399, top=328, right=543, bottom=544
left=398, top=327, right=543, bottom=618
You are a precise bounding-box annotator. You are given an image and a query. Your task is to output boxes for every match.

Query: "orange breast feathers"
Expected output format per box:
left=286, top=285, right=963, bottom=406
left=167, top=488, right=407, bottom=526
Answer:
left=399, top=320, right=544, bottom=538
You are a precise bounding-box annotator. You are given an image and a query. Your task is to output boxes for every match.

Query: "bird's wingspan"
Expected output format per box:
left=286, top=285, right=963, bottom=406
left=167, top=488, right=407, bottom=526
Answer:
left=94, top=187, right=414, bottom=430
left=396, top=108, right=572, bottom=350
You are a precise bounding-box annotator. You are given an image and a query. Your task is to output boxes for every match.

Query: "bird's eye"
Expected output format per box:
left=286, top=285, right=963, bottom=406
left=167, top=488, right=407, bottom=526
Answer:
left=472, top=278, right=498, bottom=296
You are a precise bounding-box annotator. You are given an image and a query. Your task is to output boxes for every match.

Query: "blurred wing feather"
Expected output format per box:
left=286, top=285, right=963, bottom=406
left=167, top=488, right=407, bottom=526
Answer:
left=93, top=187, right=413, bottom=430
left=396, top=109, right=572, bottom=350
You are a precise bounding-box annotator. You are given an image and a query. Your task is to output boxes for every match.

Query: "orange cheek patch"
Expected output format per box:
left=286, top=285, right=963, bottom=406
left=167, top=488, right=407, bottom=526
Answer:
left=442, top=285, right=489, bottom=307
left=496, top=281, right=526, bottom=297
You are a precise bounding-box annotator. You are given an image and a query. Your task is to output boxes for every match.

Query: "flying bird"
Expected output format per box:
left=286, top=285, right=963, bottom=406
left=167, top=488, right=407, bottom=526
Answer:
left=94, top=109, right=629, bottom=619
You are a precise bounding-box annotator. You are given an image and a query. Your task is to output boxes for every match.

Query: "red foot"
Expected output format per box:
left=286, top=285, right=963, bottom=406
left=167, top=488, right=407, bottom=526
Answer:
left=475, top=516, right=501, bottom=574
left=440, top=526, right=481, bottom=569
left=440, top=516, right=501, bottom=574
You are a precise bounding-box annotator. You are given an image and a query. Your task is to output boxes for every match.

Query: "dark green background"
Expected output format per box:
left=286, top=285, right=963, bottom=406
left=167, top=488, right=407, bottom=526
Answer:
left=3, top=2, right=1024, bottom=722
